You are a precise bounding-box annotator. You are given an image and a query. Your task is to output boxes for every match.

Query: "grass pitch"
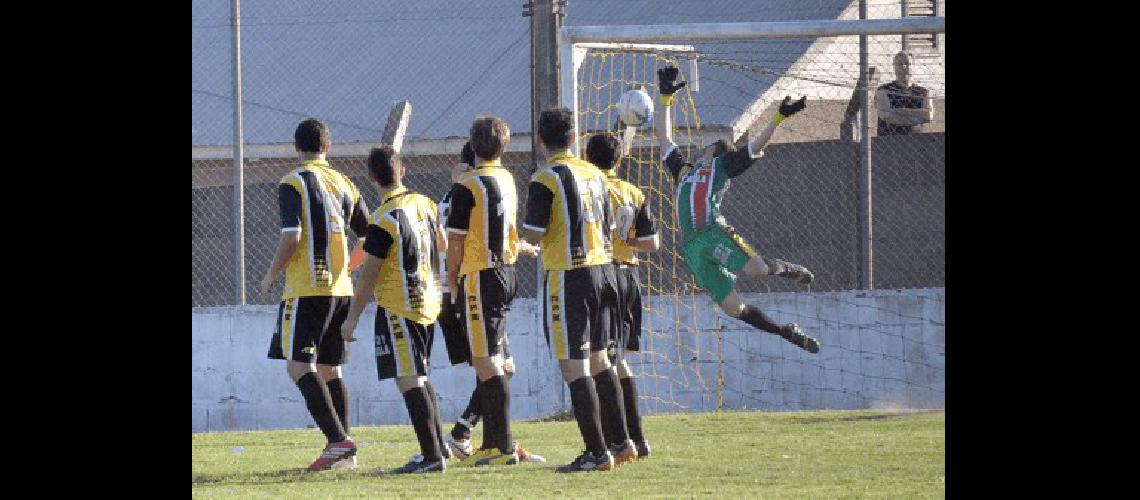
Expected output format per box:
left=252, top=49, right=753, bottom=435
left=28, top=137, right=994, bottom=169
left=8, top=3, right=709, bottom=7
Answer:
left=193, top=409, right=944, bottom=498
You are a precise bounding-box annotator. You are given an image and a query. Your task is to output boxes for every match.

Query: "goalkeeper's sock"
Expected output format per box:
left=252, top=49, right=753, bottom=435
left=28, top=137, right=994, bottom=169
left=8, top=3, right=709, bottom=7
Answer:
left=620, top=376, right=646, bottom=444
left=402, top=386, right=443, bottom=462
left=593, top=368, right=630, bottom=448
left=325, top=377, right=350, bottom=435
left=740, top=304, right=783, bottom=334
left=296, top=373, right=348, bottom=443
left=568, top=376, right=608, bottom=456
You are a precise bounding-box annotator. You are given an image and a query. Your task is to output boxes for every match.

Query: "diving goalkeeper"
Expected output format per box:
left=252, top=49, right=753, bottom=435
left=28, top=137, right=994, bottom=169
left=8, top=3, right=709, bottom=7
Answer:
left=653, top=65, right=820, bottom=353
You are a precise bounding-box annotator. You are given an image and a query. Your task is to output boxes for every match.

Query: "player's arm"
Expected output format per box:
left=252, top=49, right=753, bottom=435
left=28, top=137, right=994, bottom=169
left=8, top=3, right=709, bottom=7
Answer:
left=261, top=184, right=304, bottom=295
left=347, top=193, right=370, bottom=271
left=723, top=96, right=808, bottom=179
left=342, top=221, right=393, bottom=341
left=875, top=87, right=929, bottom=126
left=628, top=198, right=659, bottom=252
left=522, top=179, right=554, bottom=246
left=444, top=183, right=475, bottom=298
left=655, top=65, right=688, bottom=160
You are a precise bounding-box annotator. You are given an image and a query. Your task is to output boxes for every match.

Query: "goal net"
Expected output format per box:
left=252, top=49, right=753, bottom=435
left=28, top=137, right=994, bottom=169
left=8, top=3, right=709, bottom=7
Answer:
left=566, top=20, right=945, bottom=413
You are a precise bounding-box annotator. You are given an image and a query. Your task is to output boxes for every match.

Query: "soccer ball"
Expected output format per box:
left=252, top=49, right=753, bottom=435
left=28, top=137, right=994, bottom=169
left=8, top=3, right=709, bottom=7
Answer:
left=617, top=89, right=654, bottom=127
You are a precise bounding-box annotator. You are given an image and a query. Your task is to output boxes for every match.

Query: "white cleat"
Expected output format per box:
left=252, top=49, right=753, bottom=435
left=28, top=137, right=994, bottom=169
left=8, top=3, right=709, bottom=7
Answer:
left=444, top=434, right=473, bottom=461
left=330, top=455, right=357, bottom=470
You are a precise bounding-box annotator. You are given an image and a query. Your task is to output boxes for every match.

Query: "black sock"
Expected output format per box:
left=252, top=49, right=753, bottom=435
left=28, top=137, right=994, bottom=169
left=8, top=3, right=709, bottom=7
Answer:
left=740, top=304, right=783, bottom=334
left=620, top=376, right=645, bottom=443
left=325, top=378, right=349, bottom=435
left=452, top=379, right=482, bottom=441
left=296, top=373, right=347, bottom=443
left=423, top=381, right=445, bottom=455
left=478, top=375, right=512, bottom=453
left=568, top=376, right=607, bottom=456
left=402, top=386, right=442, bottom=462
left=592, top=368, right=630, bottom=448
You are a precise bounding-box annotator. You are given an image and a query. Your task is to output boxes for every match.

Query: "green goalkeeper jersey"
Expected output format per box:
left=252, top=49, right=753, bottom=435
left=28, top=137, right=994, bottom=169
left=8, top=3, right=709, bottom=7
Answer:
left=664, top=143, right=762, bottom=243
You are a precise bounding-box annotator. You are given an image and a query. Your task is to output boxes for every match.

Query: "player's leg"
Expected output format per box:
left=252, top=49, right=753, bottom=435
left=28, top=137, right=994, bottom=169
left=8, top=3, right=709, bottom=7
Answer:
left=590, top=264, right=635, bottom=466
left=268, top=297, right=353, bottom=471
left=316, top=296, right=352, bottom=442
left=377, top=313, right=444, bottom=474
left=719, top=289, right=820, bottom=353
left=548, top=268, right=615, bottom=473
left=615, top=266, right=650, bottom=457
left=460, top=268, right=516, bottom=464
left=724, top=227, right=813, bottom=284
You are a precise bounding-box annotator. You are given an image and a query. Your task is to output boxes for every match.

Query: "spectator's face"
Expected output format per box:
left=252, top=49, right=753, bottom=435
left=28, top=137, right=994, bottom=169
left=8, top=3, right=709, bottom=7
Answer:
left=894, top=53, right=912, bottom=84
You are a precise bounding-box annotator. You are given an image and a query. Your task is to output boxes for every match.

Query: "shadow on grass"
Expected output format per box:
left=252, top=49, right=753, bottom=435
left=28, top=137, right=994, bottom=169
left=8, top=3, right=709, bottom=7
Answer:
left=789, top=409, right=944, bottom=424
left=193, top=467, right=388, bottom=486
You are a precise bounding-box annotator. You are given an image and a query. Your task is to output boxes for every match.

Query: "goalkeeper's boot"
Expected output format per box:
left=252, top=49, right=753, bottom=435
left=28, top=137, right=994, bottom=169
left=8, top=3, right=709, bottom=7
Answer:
left=769, top=258, right=814, bottom=284
left=387, top=455, right=445, bottom=474
left=635, top=439, right=651, bottom=459
left=780, top=324, right=821, bottom=354
left=306, top=438, right=357, bottom=472
left=555, top=450, right=615, bottom=473
left=609, top=439, right=639, bottom=467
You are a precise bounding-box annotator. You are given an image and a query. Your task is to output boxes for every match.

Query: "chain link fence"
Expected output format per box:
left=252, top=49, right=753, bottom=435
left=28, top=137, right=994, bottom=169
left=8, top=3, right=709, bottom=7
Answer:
left=194, top=0, right=943, bottom=303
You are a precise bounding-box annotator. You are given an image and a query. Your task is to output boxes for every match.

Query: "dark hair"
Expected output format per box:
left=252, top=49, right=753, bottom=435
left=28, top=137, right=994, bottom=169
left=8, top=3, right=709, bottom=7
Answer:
left=367, top=146, right=401, bottom=187
left=537, top=108, right=574, bottom=150
left=586, top=133, right=621, bottom=170
left=460, top=141, right=476, bottom=167
left=706, top=139, right=735, bottom=159
left=294, top=118, right=330, bottom=153
left=470, top=116, right=510, bottom=160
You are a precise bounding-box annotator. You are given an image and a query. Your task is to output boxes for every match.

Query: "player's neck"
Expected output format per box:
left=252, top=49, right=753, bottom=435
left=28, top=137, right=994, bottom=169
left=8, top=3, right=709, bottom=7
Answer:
left=476, top=158, right=502, bottom=168
left=378, top=183, right=405, bottom=200
left=299, top=152, right=327, bottom=163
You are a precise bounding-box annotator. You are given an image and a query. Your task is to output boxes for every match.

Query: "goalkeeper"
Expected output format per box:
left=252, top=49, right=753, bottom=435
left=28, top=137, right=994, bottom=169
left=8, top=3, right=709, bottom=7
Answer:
left=653, top=65, right=820, bottom=353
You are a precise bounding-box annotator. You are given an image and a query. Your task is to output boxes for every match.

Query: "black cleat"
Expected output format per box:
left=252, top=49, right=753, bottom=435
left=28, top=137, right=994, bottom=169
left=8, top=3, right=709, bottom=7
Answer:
left=555, top=451, right=614, bottom=473
left=781, top=324, right=821, bottom=354
left=635, top=440, right=651, bottom=459
left=770, top=258, right=814, bottom=284
left=387, top=456, right=445, bottom=474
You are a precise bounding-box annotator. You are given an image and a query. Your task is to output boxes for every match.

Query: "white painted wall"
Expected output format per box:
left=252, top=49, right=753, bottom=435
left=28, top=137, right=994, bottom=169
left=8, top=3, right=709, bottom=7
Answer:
left=192, top=288, right=944, bottom=432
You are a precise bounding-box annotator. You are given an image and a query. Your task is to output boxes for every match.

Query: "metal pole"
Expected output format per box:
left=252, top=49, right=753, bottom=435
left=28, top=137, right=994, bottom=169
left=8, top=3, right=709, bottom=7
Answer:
left=901, top=0, right=909, bottom=51
left=858, top=0, right=873, bottom=290
left=231, top=0, right=245, bottom=305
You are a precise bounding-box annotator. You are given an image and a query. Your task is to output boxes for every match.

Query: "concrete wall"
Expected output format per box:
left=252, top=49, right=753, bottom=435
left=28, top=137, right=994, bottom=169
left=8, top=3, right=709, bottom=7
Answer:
left=192, top=288, right=943, bottom=432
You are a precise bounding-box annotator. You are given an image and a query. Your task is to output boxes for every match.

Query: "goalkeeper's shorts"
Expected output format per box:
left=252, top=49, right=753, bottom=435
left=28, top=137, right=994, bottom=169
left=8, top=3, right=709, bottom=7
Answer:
left=680, top=225, right=759, bottom=303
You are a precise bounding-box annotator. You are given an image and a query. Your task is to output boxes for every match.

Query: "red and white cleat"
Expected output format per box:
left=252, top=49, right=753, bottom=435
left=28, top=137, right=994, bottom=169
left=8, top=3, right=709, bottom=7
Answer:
left=307, top=438, right=357, bottom=472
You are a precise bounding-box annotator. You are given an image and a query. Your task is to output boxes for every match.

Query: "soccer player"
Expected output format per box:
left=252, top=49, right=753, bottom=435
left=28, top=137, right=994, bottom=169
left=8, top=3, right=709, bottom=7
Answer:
left=437, top=143, right=545, bottom=464
left=523, top=108, right=629, bottom=473
left=653, top=65, right=822, bottom=353
left=260, top=118, right=366, bottom=471
left=340, top=146, right=448, bottom=474
left=444, top=116, right=526, bottom=466
left=586, top=132, right=659, bottom=459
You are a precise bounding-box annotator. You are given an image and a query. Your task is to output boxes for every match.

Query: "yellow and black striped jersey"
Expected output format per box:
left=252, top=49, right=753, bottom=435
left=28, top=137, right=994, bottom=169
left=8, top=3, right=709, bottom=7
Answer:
left=362, top=187, right=442, bottom=325
left=278, top=159, right=369, bottom=300
left=604, top=170, right=658, bottom=265
left=523, top=150, right=613, bottom=270
left=444, top=160, right=520, bottom=278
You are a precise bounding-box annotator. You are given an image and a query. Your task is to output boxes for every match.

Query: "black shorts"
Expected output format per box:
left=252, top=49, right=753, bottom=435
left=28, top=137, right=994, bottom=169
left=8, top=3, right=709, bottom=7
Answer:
left=608, top=264, right=643, bottom=360
left=267, top=296, right=350, bottom=365
left=438, top=292, right=469, bottom=366
left=374, top=306, right=433, bottom=380
left=458, top=266, right=518, bottom=359
left=543, top=264, right=619, bottom=361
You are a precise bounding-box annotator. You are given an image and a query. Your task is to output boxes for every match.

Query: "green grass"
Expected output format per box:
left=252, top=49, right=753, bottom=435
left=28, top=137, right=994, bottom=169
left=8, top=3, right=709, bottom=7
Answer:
left=193, top=409, right=944, bottom=498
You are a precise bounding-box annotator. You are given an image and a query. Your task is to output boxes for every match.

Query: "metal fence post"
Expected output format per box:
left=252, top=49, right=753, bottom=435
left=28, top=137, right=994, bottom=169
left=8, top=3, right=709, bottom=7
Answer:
left=231, top=0, right=245, bottom=305
left=858, top=0, right=874, bottom=290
